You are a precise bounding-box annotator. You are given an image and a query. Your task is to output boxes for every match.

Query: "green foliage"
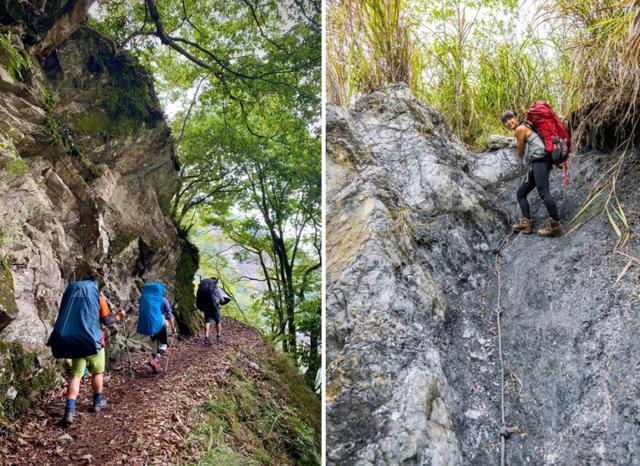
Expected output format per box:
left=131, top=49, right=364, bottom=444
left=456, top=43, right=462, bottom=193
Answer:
left=0, top=32, right=30, bottom=81
left=328, top=0, right=421, bottom=106
left=542, top=0, right=640, bottom=148
left=0, top=257, right=19, bottom=328
left=92, top=1, right=320, bottom=122
left=108, top=230, right=140, bottom=257
left=95, top=0, right=321, bottom=382
left=185, top=351, right=320, bottom=465
left=0, top=341, right=62, bottom=422
left=0, top=130, right=27, bottom=175
left=328, top=0, right=559, bottom=146
left=41, top=91, right=103, bottom=180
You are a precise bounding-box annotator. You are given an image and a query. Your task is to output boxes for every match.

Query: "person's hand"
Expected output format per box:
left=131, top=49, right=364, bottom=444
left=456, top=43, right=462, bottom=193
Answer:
left=116, top=309, right=126, bottom=321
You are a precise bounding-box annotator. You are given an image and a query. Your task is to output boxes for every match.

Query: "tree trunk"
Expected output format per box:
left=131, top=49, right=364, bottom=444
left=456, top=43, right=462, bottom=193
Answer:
left=305, top=315, right=320, bottom=390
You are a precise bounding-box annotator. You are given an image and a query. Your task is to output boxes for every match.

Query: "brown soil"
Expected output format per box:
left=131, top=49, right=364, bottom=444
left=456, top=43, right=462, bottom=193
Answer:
left=0, top=318, right=267, bottom=465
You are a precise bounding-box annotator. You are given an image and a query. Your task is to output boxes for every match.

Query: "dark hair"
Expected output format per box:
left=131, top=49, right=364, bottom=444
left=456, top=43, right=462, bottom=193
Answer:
left=501, top=110, right=516, bottom=123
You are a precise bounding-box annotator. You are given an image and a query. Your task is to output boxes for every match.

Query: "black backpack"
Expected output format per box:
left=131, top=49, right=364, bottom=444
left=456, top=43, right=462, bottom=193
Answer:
left=196, top=278, right=219, bottom=312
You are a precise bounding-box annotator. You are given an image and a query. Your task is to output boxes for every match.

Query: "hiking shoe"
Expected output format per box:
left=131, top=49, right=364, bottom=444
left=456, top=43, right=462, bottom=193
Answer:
left=538, top=219, right=563, bottom=237
left=512, top=217, right=533, bottom=234
left=204, top=336, right=212, bottom=346
left=216, top=334, right=222, bottom=343
left=148, top=357, right=161, bottom=374
left=91, top=398, right=107, bottom=413
left=62, top=406, right=75, bottom=426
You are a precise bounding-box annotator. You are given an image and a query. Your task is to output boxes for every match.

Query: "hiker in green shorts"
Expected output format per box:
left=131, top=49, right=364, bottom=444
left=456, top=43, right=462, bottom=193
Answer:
left=49, top=276, right=125, bottom=426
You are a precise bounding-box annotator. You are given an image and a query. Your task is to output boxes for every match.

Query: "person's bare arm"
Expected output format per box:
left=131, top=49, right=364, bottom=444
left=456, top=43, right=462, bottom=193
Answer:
left=515, top=125, right=527, bottom=158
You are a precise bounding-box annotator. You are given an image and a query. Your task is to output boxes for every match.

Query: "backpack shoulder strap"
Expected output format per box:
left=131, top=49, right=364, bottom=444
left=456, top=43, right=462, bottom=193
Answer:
left=518, top=120, right=537, bottom=132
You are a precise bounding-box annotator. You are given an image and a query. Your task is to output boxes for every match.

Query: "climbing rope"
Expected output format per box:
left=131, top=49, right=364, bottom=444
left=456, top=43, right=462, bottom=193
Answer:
left=494, top=228, right=518, bottom=466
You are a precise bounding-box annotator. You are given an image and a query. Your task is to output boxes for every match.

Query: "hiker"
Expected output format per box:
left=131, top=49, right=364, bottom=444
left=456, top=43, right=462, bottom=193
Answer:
left=136, top=282, right=176, bottom=374
left=502, top=109, right=563, bottom=237
left=47, top=276, right=125, bottom=426
left=196, top=277, right=229, bottom=345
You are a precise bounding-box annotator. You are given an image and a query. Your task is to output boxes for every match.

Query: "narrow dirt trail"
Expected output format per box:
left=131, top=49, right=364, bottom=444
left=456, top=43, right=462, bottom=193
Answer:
left=0, top=318, right=266, bottom=465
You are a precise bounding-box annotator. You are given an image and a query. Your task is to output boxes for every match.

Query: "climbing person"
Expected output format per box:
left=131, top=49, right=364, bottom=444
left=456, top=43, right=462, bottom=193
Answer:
left=136, top=282, right=176, bottom=374
left=501, top=109, right=563, bottom=237
left=196, top=277, right=230, bottom=345
left=47, top=275, right=125, bottom=426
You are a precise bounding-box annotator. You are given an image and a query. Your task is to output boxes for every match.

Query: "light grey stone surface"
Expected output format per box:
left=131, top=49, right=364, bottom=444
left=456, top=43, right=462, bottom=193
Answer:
left=327, top=84, right=640, bottom=465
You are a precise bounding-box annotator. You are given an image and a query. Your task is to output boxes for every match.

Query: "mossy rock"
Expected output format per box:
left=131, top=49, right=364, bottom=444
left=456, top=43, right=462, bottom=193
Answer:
left=151, top=236, right=168, bottom=251
left=0, top=258, right=18, bottom=332
left=174, top=237, right=200, bottom=336
left=63, top=27, right=165, bottom=139
left=108, top=230, right=140, bottom=258
left=0, top=0, right=69, bottom=44
left=0, top=341, right=62, bottom=422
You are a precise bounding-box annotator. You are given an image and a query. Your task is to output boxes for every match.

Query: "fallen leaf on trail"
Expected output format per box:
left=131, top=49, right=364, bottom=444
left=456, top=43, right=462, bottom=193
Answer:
left=57, top=433, right=73, bottom=443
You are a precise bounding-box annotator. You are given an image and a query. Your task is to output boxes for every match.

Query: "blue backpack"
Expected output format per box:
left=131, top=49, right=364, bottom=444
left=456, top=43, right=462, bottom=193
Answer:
left=137, top=282, right=165, bottom=336
left=47, top=281, right=102, bottom=359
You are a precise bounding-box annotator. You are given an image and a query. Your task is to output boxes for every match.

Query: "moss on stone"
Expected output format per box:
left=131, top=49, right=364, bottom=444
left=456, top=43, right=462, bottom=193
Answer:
left=109, top=230, right=140, bottom=257
left=41, top=90, right=102, bottom=180
left=151, top=236, right=168, bottom=251
left=174, top=237, right=200, bottom=336
left=0, top=258, right=18, bottom=331
left=69, top=110, right=112, bottom=137
left=65, top=27, right=165, bottom=139
left=0, top=341, right=62, bottom=421
left=0, top=31, right=30, bottom=81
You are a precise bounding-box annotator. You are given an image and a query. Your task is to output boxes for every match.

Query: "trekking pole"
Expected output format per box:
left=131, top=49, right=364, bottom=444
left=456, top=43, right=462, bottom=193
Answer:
left=163, top=332, right=176, bottom=375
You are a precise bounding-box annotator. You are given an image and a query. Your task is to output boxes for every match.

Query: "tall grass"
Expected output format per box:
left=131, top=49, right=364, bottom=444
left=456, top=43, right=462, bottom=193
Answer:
left=327, top=0, right=421, bottom=107
left=328, top=0, right=558, bottom=146
left=543, top=0, right=640, bottom=148
left=415, top=0, right=560, bottom=145
left=328, top=0, right=640, bottom=150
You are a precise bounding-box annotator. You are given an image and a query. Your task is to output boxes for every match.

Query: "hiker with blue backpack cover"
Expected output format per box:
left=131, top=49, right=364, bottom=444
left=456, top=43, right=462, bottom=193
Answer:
left=47, top=276, right=125, bottom=426
left=136, top=282, right=176, bottom=374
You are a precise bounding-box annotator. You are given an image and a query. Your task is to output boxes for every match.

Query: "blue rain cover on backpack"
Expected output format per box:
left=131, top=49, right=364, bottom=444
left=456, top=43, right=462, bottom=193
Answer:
left=137, top=282, right=165, bottom=336
left=47, top=280, right=102, bottom=359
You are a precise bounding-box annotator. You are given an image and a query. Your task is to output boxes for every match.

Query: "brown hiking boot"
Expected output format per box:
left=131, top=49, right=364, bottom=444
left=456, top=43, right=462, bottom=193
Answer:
left=538, top=219, right=563, bottom=237
left=512, top=217, right=533, bottom=234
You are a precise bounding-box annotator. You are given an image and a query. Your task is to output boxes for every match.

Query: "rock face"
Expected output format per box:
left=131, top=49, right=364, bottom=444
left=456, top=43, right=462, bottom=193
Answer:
left=0, top=18, right=197, bottom=416
left=327, top=84, right=640, bottom=465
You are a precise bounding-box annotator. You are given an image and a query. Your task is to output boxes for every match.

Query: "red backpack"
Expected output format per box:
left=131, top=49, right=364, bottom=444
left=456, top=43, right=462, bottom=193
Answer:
left=525, top=101, right=571, bottom=185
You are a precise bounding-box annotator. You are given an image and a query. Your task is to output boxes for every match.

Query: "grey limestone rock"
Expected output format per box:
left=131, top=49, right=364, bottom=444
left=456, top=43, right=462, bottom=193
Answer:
left=327, top=84, right=640, bottom=465
left=0, top=27, right=182, bottom=359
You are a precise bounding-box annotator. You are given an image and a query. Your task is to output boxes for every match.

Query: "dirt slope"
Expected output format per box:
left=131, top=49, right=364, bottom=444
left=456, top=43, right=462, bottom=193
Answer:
left=0, top=318, right=303, bottom=465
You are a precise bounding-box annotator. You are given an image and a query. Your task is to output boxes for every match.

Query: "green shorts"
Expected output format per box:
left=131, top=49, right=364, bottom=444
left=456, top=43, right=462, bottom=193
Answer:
left=71, top=348, right=106, bottom=377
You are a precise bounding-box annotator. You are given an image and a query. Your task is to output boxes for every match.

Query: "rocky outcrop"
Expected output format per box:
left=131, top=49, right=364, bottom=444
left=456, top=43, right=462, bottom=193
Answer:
left=0, top=15, right=197, bottom=418
left=327, top=85, right=508, bottom=464
left=327, top=84, right=640, bottom=465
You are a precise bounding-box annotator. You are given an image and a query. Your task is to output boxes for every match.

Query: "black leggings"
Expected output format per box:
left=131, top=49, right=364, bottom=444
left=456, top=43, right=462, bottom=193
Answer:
left=517, top=160, right=559, bottom=221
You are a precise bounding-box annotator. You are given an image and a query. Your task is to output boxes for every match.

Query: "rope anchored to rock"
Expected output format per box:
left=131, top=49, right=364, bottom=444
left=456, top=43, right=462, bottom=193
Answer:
left=494, top=230, right=519, bottom=466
